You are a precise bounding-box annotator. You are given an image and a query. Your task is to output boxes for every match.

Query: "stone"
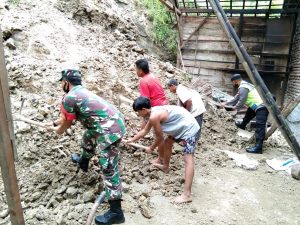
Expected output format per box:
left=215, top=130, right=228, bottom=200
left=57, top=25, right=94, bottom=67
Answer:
left=191, top=208, right=198, bottom=213
left=0, top=209, right=9, bottom=219
left=165, top=62, right=175, bottom=73
left=57, top=185, right=67, bottom=194
left=5, top=38, right=16, bottom=50
left=140, top=205, right=152, bottom=219
left=31, top=192, right=42, bottom=202
left=291, top=164, right=300, bottom=180
left=132, top=46, right=145, bottom=54
left=83, top=190, right=95, bottom=203
left=66, top=187, right=78, bottom=198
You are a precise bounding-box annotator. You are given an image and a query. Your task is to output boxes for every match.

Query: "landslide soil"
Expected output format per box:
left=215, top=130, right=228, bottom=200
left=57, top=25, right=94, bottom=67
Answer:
left=0, top=0, right=299, bottom=225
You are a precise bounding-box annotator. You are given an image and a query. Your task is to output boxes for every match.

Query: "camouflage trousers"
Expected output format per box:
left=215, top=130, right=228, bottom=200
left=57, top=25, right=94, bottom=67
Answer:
left=81, top=130, right=122, bottom=200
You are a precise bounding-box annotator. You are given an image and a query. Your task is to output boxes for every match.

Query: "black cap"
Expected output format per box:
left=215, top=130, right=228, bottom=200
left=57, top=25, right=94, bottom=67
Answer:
left=59, top=69, right=82, bottom=83
left=231, top=74, right=242, bottom=81
left=167, top=78, right=178, bottom=86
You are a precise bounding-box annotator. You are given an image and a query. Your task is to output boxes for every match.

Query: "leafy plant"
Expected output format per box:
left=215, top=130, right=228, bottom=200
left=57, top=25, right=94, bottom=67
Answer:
left=8, top=0, right=20, bottom=4
left=140, top=0, right=177, bottom=58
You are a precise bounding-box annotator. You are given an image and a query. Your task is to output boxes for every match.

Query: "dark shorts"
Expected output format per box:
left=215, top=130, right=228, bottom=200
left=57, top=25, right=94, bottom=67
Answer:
left=195, top=114, right=203, bottom=136
left=171, top=129, right=201, bottom=154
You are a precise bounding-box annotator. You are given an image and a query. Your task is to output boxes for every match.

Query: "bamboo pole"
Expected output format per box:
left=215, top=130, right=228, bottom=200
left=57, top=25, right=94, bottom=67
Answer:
left=85, top=192, right=106, bottom=225
left=0, top=27, right=25, bottom=225
left=208, top=0, right=300, bottom=160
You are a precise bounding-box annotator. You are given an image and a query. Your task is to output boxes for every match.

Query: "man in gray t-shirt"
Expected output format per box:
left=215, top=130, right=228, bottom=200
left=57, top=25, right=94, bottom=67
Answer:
left=125, top=96, right=200, bottom=204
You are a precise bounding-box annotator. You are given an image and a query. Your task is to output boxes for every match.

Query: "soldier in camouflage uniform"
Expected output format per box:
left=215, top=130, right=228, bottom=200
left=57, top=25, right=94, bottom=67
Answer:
left=46, top=69, right=126, bottom=225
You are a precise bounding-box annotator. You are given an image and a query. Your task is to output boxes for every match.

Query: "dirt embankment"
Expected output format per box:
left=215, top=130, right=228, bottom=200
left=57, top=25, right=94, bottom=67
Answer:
left=0, top=1, right=299, bottom=225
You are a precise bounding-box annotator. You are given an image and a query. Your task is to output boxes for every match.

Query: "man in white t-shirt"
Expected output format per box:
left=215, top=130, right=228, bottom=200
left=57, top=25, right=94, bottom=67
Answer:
left=167, top=79, right=206, bottom=131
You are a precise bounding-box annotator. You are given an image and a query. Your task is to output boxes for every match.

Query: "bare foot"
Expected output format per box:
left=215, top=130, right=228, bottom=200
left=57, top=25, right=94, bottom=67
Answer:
left=152, top=163, right=170, bottom=173
left=150, top=157, right=163, bottom=165
left=174, top=194, right=192, bottom=204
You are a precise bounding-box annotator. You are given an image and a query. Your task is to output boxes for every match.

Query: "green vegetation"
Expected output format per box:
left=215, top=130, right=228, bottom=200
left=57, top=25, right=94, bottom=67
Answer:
left=140, top=0, right=177, bottom=58
left=8, top=0, right=20, bottom=4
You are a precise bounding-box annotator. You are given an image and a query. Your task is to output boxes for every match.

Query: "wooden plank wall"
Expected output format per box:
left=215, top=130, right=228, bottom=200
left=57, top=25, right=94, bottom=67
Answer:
left=180, top=16, right=294, bottom=105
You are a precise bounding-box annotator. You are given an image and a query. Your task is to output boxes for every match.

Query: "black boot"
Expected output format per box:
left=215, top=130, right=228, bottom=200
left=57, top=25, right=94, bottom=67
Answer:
left=71, top=153, right=90, bottom=172
left=95, top=199, right=125, bottom=225
left=235, top=121, right=246, bottom=130
left=246, top=140, right=263, bottom=154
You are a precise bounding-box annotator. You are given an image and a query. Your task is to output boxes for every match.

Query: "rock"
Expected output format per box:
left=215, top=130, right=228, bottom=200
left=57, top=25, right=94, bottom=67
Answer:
left=140, top=205, right=152, bottom=219
left=15, top=121, right=31, bottom=133
left=138, top=195, right=146, bottom=203
left=0, top=209, right=9, bottom=219
left=165, top=62, right=175, bottom=73
left=122, top=183, right=130, bottom=193
left=31, top=192, right=42, bottom=202
left=132, top=46, right=145, bottom=54
left=36, top=207, right=47, bottom=220
left=5, top=38, right=16, bottom=50
left=30, top=40, right=50, bottom=55
left=191, top=208, right=198, bottom=213
left=57, top=185, right=67, bottom=194
left=66, top=187, right=78, bottom=198
left=83, top=190, right=94, bottom=203
left=291, top=164, right=300, bottom=180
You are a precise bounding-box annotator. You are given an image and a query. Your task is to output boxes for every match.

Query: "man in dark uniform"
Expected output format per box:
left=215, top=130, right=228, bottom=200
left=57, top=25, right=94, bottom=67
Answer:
left=223, top=74, right=269, bottom=154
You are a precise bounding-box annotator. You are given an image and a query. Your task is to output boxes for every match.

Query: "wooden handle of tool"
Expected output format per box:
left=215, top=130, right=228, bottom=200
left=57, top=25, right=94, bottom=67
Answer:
left=119, top=95, right=133, bottom=105
left=14, top=115, right=57, bottom=131
left=85, top=191, right=106, bottom=225
left=122, top=139, right=148, bottom=150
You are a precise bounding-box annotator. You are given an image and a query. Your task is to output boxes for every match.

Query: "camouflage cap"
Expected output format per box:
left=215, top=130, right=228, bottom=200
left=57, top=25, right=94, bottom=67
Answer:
left=59, top=69, right=82, bottom=82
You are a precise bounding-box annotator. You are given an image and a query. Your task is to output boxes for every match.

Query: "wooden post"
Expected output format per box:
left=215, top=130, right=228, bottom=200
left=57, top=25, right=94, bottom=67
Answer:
left=208, top=0, right=300, bottom=160
left=265, top=95, right=300, bottom=139
left=0, top=27, right=25, bottom=225
left=0, top=36, right=18, bottom=161
left=159, top=0, right=181, bottom=15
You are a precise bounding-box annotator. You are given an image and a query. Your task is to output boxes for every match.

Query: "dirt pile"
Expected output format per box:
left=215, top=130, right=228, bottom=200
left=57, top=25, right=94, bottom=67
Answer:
left=0, top=0, right=295, bottom=225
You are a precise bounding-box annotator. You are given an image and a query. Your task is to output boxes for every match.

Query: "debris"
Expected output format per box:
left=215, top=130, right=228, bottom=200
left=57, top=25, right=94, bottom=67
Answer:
left=291, top=164, right=300, bottom=180
left=237, top=129, right=254, bottom=141
left=0, top=209, right=9, bottom=219
left=223, top=150, right=259, bottom=170
left=140, top=205, right=152, bottom=219
left=5, top=38, right=16, bottom=50
left=266, top=158, right=299, bottom=171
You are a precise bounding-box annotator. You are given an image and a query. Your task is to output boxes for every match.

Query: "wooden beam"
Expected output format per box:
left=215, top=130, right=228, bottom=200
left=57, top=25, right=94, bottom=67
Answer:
left=174, top=0, right=179, bottom=8
left=159, top=0, right=182, bottom=15
left=0, top=26, right=25, bottom=225
left=179, top=8, right=299, bottom=14
left=208, top=0, right=300, bottom=160
left=174, top=5, right=183, bottom=44
left=180, top=13, right=211, bottom=48
left=235, top=13, right=244, bottom=69
left=255, top=0, right=259, bottom=17
left=266, top=95, right=300, bottom=139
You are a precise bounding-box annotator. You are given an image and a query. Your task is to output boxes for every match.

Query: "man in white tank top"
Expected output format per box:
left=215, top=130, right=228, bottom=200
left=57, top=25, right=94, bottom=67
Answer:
left=125, top=97, right=200, bottom=204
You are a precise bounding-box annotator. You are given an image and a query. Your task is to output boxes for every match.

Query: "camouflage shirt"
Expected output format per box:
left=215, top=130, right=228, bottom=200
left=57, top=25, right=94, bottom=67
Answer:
left=61, top=85, right=126, bottom=148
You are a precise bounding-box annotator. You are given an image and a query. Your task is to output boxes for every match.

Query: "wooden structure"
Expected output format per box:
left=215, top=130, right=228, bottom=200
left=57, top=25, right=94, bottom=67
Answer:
left=0, top=27, right=25, bottom=224
left=160, top=0, right=300, bottom=159
left=162, top=0, right=300, bottom=107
